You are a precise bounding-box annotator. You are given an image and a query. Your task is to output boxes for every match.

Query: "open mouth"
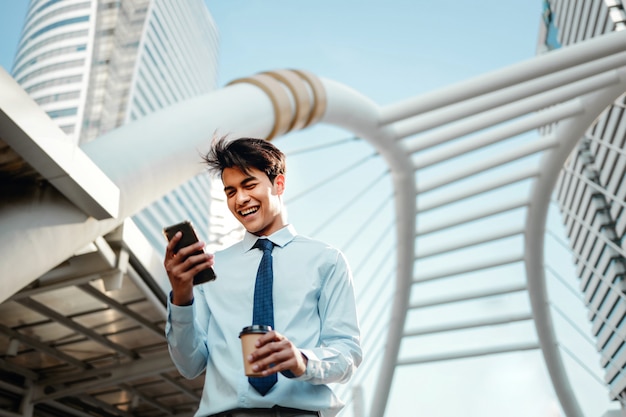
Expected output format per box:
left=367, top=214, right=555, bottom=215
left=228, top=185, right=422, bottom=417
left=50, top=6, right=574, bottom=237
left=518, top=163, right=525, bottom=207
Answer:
left=239, top=206, right=259, bottom=217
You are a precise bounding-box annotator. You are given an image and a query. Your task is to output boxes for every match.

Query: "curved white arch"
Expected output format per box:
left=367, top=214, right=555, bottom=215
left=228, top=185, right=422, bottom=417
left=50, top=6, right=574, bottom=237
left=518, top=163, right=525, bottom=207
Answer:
left=320, top=79, right=416, bottom=417
left=2, top=28, right=626, bottom=417
left=525, top=67, right=626, bottom=417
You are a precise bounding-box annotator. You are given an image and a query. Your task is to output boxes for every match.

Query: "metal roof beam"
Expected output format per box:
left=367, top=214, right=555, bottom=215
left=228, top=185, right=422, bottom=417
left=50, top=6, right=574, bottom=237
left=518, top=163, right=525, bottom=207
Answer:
left=120, top=383, right=172, bottom=415
left=0, top=358, right=37, bottom=380
left=0, top=323, right=87, bottom=370
left=70, top=396, right=134, bottom=417
left=41, top=400, right=109, bottom=417
left=32, top=352, right=175, bottom=402
left=160, top=373, right=201, bottom=401
left=76, top=284, right=164, bottom=338
left=0, top=410, right=24, bottom=417
left=15, top=298, right=137, bottom=359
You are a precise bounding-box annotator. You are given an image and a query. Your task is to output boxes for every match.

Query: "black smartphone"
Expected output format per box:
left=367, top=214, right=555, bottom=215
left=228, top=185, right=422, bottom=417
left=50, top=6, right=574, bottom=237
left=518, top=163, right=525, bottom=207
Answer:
left=163, top=220, right=216, bottom=284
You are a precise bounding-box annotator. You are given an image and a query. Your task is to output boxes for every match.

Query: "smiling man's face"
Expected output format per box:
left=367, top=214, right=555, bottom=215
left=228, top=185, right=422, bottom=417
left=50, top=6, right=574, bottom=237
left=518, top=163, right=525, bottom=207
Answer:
left=222, top=167, right=286, bottom=236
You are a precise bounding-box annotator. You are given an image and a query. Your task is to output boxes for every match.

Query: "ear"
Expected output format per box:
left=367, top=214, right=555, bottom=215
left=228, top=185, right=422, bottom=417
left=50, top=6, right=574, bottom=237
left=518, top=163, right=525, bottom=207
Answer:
left=274, top=174, right=285, bottom=195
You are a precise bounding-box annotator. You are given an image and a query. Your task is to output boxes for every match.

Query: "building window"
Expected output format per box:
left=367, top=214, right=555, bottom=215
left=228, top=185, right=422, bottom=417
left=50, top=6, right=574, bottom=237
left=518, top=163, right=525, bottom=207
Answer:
left=17, top=59, right=84, bottom=84
left=542, top=1, right=562, bottom=50
left=13, top=44, right=87, bottom=78
left=47, top=107, right=78, bottom=118
left=25, top=74, right=82, bottom=94
left=32, top=0, right=64, bottom=16
left=35, top=90, right=80, bottom=105
left=13, top=29, right=88, bottom=72
left=26, top=15, right=90, bottom=43
left=59, top=124, right=75, bottom=134
left=23, top=2, right=90, bottom=37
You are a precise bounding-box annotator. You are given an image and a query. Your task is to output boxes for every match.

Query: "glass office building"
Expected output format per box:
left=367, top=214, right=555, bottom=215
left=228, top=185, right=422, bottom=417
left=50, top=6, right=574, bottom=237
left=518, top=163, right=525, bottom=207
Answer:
left=2, top=1, right=626, bottom=416
left=12, top=0, right=230, bottom=252
left=539, top=0, right=626, bottom=408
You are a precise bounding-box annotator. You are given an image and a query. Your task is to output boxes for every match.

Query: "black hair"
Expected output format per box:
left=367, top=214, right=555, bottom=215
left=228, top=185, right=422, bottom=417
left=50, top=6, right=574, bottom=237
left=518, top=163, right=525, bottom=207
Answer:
left=203, top=136, right=286, bottom=183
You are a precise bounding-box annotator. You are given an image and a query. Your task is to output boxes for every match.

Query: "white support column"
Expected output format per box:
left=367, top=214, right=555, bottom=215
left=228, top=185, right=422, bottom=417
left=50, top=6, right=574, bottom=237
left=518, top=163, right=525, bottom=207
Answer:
left=18, top=380, right=33, bottom=417
left=525, top=67, right=626, bottom=417
left=320, top=78, right=417, bottom=417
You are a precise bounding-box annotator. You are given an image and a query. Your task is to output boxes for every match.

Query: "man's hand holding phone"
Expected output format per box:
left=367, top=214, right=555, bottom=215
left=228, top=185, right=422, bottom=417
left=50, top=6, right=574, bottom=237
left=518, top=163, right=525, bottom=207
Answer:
left=163, top=221, right=216, bottom=306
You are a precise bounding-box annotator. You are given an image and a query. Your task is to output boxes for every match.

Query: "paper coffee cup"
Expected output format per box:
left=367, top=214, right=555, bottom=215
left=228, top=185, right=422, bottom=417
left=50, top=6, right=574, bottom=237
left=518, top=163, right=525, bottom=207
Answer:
left=239, top=325, right=271, bottom=377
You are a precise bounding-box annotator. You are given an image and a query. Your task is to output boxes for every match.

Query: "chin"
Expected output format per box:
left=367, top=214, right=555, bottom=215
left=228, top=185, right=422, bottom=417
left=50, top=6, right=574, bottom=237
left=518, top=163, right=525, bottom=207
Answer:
left=244, top=223, right=264, bottom=235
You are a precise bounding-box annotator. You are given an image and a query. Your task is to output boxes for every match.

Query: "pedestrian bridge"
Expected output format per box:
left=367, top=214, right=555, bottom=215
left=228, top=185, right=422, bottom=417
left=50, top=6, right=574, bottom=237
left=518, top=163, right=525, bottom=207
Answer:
left=1, top=29, right=626, bottom=417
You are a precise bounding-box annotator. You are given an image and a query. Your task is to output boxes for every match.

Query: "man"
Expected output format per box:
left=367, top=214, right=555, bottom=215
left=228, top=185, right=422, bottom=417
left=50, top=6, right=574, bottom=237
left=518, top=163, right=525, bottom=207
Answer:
left=164, top=137, right=362, bottom=417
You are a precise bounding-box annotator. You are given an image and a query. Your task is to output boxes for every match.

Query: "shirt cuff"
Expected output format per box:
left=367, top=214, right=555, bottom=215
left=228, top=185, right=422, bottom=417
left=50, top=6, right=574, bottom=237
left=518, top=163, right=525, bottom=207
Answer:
left=281, top=351, right=309, bottom=379
left=168, top=291, right=195, bottom=324
left=288, top=349, right=317, bottom=381
left=168, top=291, right=194, bottom=306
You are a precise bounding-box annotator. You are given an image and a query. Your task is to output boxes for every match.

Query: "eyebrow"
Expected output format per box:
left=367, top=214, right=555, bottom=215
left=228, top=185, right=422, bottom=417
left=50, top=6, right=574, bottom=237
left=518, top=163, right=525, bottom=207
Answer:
left=223, top=175, right=257, bottom=192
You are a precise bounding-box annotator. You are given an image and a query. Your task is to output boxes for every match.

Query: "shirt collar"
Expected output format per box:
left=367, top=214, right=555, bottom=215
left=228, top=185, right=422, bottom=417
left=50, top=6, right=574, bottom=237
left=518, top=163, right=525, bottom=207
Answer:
left=242, top=224, right=297, bottom=252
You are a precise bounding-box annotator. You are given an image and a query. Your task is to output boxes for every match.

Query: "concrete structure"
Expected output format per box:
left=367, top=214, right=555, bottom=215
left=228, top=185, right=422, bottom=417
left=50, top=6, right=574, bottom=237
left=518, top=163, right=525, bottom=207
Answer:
left=540, top=0, right=626, bottom=409
left=11, top=0, right=227, bottom=255
left=1, top=2, right=626, bottom=417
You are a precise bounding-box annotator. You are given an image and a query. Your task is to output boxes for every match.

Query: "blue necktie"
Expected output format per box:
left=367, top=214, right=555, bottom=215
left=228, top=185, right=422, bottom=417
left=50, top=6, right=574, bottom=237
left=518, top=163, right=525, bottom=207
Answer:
left=249, top=238, right=277, bottom=395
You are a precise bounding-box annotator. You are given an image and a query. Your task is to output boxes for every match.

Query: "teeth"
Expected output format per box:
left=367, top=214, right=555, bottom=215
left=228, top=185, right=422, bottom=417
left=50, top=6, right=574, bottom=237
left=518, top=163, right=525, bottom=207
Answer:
left=240, top=207, right=258, bottom=216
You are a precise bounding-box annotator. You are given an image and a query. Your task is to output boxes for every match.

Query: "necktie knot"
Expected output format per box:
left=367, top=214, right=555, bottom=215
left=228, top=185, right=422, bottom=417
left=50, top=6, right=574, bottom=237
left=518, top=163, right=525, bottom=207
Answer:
left=254, top=238, right=274, bottom=253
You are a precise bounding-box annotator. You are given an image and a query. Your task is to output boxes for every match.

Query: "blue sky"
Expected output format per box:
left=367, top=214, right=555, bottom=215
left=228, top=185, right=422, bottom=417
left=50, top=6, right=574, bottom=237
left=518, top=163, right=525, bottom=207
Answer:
left=0, top=1, right=616, bottom=417
left=0, top=2, right=28, bottom=72
left=206, top=1, right=540, bottom=101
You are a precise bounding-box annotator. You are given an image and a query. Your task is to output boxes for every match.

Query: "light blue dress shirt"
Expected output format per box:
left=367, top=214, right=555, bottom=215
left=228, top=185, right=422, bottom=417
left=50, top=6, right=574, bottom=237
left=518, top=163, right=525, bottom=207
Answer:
left=165, top=225, right=362, bottom=417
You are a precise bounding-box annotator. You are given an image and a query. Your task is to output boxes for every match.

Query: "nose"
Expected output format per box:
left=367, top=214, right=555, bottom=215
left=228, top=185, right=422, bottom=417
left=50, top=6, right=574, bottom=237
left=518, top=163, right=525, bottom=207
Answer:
left=236, top=189, right=250, bottom=205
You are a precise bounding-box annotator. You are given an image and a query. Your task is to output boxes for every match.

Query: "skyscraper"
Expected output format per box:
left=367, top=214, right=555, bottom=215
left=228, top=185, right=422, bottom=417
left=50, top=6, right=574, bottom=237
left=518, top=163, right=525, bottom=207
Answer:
left=4, top=1, right=626, bottom=416
left=539, top=0, right=626, bottom=409
left=12, top=0, right=234, bottom=252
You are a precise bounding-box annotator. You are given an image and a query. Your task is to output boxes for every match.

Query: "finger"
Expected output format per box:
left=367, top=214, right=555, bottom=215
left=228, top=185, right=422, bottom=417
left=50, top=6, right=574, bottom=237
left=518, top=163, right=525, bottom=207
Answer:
left=165, top=231, right=182, bottom=258
left=256, top=330, right=283, bottom=347
left=269, top=358, right=298, bottom=374
left=187, top=257, right=214, bottom=277
left=177, top=240, right=207, bottom=258
left=252, top=343, right=296, bottom=375
left=167, top=251, right=204, bottom=282
left=250, top=339, right=290, bottom=364
left=180, top=251, right=212, bottom=273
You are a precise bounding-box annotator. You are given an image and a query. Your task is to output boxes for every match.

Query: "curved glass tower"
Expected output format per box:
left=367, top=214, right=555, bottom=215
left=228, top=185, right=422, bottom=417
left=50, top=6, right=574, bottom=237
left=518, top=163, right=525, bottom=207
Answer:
left=12, top=0, right=230, bottom=252
left=13, top=0, right=94, bottom=138
left=2, top=1, right=626, bottom=416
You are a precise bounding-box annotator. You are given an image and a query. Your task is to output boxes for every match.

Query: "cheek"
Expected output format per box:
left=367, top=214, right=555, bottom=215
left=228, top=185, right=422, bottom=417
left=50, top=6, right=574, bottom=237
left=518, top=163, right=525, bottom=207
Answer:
left=268, top=196, right=282, bottom=213
left=227, top=199, right=237, bottom=215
